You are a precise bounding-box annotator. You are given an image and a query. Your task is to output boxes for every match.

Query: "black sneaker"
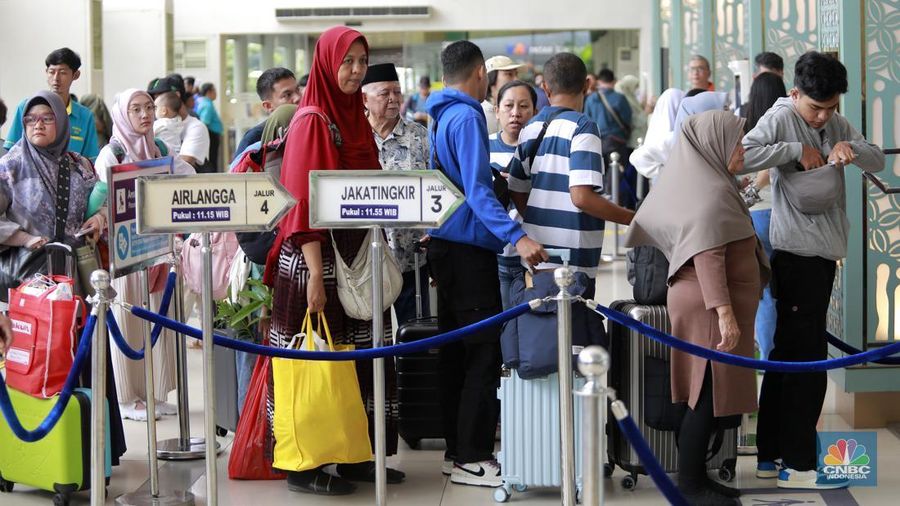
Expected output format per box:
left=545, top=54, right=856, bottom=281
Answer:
left=679, top=486, right=740, bottom=506
left=286, top=469, right=356, bottom=496
left=704, top=476, right=741, bottom=498
left=336, top=462, right=405, bottom=483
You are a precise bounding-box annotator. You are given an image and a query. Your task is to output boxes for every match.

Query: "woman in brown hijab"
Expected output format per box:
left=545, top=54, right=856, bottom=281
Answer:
left=625, top=110, right=769, bottom=505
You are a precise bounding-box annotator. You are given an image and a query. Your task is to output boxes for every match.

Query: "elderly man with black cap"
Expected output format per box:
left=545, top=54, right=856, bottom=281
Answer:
left=361, top=63, right=431, bottom=325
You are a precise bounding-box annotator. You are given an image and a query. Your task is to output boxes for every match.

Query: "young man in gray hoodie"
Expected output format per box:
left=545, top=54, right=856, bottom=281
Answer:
left=741, top=51, right=884, bottom=490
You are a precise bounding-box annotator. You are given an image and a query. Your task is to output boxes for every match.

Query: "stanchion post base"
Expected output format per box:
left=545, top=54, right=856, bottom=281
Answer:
left=115, top=490, right=195, bottom=506
left=157, top=437, right=221, bottom=460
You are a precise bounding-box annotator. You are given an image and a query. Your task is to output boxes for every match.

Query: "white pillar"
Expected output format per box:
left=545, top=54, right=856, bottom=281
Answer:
left=281, top=35, right=297, bottom=72
left=262, top=34, right=275, bottom=71
left=233, top=35, right=248, bottom=94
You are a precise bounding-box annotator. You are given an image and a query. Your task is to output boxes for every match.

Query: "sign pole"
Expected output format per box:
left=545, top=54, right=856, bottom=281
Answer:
left=90, top=271, right=109, bottom=506
left=201, top=232, right=218, bottom=506
left=372, top=226, right=387, bottom=506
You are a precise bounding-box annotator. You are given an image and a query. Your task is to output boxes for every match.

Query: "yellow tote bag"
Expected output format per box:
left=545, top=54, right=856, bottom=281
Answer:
left=272, top=311, right=373, bottom=471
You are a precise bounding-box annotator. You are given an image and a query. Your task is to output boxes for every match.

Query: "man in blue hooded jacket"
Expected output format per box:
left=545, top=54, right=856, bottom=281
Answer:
left=425, top=40, right=547, bottom=487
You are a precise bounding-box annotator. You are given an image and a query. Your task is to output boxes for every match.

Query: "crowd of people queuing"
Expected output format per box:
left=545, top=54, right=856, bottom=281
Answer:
left=0, top=26, right=884, bottom=505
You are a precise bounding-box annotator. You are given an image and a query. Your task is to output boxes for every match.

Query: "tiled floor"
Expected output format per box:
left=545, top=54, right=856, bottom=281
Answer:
left=2, top=256, right=898, bottom=505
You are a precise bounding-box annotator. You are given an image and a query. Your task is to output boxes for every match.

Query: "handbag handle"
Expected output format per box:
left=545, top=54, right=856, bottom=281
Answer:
left=316, top=312, right=335, bottom=351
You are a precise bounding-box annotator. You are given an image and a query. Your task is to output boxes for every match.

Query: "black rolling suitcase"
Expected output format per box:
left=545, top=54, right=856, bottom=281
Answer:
left=606, top=300, right=738, bottom=490
left=395, top=251, right=443, bottom=449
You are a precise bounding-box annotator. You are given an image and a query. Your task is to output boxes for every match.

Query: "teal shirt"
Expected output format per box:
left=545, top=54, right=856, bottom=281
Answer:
left=3, top=97, right=100, bottom=161
left=196, top=96, right=223, bottom=135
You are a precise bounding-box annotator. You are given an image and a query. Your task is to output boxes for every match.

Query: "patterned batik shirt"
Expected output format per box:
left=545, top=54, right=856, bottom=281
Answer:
left=374, top=117, right=430, bottom=273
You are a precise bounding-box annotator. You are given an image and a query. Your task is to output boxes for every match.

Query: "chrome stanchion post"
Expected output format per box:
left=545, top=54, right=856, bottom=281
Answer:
left=576, top=346, right=612, bottom=506
left=201, top=232, right=218, bottom=506
left=90, top=270, right=110, bottom=506
left=158, top=248, right=211, bottom=460
left=610, top=152, right=622, bottom=258
left=371, top=226, right=387, bottom=506
left=555, top=265, right=576, bottom=506
left=116, top=268, right=195, bottom=506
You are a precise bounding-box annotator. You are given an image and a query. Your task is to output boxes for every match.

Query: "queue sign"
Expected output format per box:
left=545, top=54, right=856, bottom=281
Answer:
left=135, top=172, right=297, bottom=234
left=309, top=170, right=464, bottom=228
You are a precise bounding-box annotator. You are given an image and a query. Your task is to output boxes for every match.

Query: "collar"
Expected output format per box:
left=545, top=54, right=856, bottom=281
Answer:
left=66, top=100, right=72, bottom=116
left=374, top=117, right=405, bottom=144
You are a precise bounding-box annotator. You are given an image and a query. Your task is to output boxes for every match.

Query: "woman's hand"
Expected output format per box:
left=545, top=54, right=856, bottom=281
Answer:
left=26, top=235, right=49, bottom=250
left=306, top=273, right=326, bottom=313
left=715, top=305, right=741, bottom=352
left=79, top=212, right=107, bottom=243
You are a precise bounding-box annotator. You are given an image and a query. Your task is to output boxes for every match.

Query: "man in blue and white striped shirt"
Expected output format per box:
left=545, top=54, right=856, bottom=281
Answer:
left=508, top=53, right=634, bottom=281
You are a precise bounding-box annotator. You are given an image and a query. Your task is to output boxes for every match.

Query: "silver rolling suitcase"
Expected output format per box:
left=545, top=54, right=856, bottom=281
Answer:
left=606, top=300, right=738, bottom=490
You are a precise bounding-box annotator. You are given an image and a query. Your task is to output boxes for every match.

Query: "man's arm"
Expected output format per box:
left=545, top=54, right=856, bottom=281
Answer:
left=740, top=109, right=803, bottom=174
left=841, top=123, right=885, bottom=173
left=453, top=117, right=525, bottom=246
left=570, top=186, right=633, bottom=225
left=506, top=135, right=532, bottom=216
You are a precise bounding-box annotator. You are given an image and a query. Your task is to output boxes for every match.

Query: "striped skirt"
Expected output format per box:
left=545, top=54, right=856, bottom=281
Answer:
left=266, top=231, right=399, bottom=460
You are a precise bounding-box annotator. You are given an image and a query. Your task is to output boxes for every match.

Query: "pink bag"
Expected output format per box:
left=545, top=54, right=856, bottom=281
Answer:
left=181, top=232, right=239, bottom=299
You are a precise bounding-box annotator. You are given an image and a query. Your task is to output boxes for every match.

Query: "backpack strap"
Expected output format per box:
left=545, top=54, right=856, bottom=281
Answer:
left=527, top=107, right=573, bottom=168
left=295, top=106, right=342, bottom=148
left=596, top=90, right=631, bottom=136
left=154, top=138, right=169, bottom=157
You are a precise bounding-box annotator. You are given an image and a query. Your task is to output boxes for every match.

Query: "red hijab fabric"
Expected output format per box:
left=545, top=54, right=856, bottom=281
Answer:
left=277, top=26, right=380, bottom=241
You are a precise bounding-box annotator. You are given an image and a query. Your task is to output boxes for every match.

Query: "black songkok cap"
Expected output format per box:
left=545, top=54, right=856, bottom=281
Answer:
left=362, top=63, right=400, bottom=87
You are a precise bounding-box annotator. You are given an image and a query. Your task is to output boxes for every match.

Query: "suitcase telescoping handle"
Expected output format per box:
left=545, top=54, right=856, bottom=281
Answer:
left=414, top=241, right=424, bottom=319
left=544, top=248, right=570, bottom=267
left=43, top=242, right=76, bottom=278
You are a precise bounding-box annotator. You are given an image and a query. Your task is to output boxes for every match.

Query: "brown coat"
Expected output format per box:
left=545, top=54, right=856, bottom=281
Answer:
left=668, top=235, right=760, bottom=417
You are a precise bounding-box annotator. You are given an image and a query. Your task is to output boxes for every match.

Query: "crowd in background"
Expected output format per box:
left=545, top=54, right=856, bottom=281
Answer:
left=0, top=30, right=885, bottom=505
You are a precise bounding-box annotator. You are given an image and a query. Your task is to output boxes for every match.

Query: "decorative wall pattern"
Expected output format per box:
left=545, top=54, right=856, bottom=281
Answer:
left=714, top=0, right=748, bottom=92
left=866, top=0, right=900, bottom=343
left=819, top=0, right=841, bottom=52
left=682, top=0, right=704, bottom=89
left=764, top=0, right=818, bottom=85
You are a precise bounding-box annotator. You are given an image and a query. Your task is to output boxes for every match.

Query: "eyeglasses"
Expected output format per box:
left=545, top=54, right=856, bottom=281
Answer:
left=23, top=114, right=56, bottom=127
left=128, top=104, right=157, bottom=116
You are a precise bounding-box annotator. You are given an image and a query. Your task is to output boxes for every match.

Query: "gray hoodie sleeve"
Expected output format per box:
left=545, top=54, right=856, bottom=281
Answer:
left=741, top=108, right=803, bottom=174
left=841, top=122, right=885, bottom=173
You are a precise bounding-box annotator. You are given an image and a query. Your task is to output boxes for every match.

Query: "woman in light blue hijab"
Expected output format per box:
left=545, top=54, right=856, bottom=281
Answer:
left=673, top=91, right=730, bottom=133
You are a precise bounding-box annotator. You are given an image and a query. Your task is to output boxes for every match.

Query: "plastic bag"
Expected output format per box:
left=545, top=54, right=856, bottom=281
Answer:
left=227, top=353, right=286, bottom=480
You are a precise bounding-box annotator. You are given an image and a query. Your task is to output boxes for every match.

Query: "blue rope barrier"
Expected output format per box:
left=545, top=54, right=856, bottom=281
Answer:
left=127, top=301, right=533, bottom=360
left=589, top=301, right=900, bottom=372
left=614, top=409, right=688, bottom=506
left=0, top=314, right=97, bottom=443
left=106, top=270, right=176, bottom=360
left=826, top=332, right=900, bottom=365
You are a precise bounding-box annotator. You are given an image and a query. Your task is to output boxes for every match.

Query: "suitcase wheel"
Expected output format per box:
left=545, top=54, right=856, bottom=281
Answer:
left=493, top=486, right=511, bottom=503
left=603, top=463, right=615, bottom=478
left=621, top=474, right=637, bottom=490
left=512, top=484, right=527, bottom=493
left=0, top=477, right=13, bottom=493
left=216, top=426, right=229, bottom=437
left=53, top=492, right=70, bottom=506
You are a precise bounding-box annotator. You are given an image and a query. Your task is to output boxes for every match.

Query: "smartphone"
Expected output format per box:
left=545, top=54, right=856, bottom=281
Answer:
left=74, top=226, right=96, bottom=238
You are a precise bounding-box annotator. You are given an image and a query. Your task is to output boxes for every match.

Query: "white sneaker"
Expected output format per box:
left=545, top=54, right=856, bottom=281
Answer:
left=120, top=401, right=159, bottom=422
left=450, top=460, right=502, bottom=487
left=777, top=468, right=849, bottom=490
left=156, top=402, right=178, bottom=416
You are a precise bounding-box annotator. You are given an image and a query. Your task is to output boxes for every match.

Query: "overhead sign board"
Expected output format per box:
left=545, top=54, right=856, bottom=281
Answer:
left=135, top=172, right=297, bottom=234
left=309, top=170, right=464, bottom=228
left=106, top=157, right=173, bottom=279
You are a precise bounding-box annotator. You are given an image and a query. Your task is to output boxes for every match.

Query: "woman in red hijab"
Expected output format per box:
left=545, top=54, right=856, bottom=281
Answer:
left=267, top=26, right=403, bottom=495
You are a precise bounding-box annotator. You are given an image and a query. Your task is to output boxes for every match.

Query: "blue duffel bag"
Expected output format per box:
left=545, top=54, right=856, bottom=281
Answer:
left=500, top=270, right=608, bottom=379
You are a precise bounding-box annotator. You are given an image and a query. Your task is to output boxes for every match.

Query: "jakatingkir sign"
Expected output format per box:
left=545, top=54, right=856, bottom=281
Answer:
left=309, top=170, right=463, bottom=228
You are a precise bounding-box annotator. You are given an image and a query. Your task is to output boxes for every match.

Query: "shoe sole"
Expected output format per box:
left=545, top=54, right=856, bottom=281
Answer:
left=777, top=480, right=849, bottom=490
left=756, top=470, right=779, bottom=479
left=449, top=476, right=501, bottom=488
left=287, top=484, right=355, bottom=496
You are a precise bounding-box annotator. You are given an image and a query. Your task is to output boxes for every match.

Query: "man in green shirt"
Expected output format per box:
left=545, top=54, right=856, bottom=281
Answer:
left=3, top=48, right=99, bottom=161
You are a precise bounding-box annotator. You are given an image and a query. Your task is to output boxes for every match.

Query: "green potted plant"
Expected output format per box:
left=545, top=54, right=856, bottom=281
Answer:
left=214, top=278, right=272, bottom=342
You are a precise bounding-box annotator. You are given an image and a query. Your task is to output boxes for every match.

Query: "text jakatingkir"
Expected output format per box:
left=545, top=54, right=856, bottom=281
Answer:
left=341, top=185, right=416, bottom=201
left=171, top=188, right=238, bottom=205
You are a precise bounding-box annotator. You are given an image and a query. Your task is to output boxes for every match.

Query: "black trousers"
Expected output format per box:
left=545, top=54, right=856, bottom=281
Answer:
left=197, top=130, right=220, bottom=173
left=427, top=238, right=503, bottom=463
left=757, top=251, right=836, bottom=471
left=677, top=363, right=715, bottom=490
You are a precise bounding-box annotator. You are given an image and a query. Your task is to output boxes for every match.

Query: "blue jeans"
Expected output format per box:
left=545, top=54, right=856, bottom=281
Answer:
left=751, top=209, right=776, bottom=360
left=394, top=265, right=431, bottom=325
left=498, top=262, right=527, bottom=311
left=235, top=350, right=255, bottom=414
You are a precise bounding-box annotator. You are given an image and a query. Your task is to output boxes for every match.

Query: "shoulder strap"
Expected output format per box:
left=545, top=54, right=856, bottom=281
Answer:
left=295, top=106, right=343, bottom=148
left=527, top=107, right=573, bottom=168
left=597, top=91, right=631, bottom=136
left=154, top=138, right=169, bottom=157
left=108, top=140, right=127, bottom=164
